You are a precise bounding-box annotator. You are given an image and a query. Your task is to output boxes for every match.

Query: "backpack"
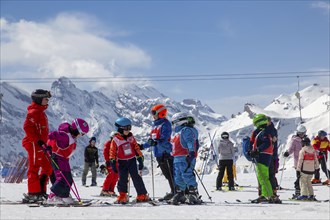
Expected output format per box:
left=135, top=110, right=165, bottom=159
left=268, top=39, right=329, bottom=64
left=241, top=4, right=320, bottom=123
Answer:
left=242, top=136, right=252, bottom=161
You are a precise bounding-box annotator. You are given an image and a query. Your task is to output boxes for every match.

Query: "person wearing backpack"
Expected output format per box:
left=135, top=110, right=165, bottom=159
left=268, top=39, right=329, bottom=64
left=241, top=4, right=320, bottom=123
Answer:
left=216, top=132, right=235, bottom=191
left=296, top=137, right=319, bottom=200
left=248, top=114, right=276, bottom=203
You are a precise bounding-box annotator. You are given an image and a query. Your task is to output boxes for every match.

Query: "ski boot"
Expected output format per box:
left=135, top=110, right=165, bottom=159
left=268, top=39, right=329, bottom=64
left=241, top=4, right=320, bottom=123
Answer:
left=136, top=194, right=150, bottom=203
left=100, top=190, right=117, bottom=197
left=158, top=192, right=174, bottom=202
left=250, top=196, right=268, bottom=203
left=115, top=192, right=128, bottom=204
left=269, top=195, right=282, bottom=204
left=308, top=195, right=317, bottom=201
left=322, top=179, right=329, bottom=185
left=296, top=195, right=308, bottom=201
left=186, top=186, right=202, bottom=205
left=228, top=187, right=236, bottom=191
left=170, top=188, right=186, bottom=205
left=22, top=193, right=45, bottom=204
left=311, top=178, right=321, bottom=184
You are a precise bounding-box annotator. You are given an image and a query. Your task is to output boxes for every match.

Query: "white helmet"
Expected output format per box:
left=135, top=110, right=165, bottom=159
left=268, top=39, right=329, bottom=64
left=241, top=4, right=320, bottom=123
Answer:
left=296, top=125, right=307, bottom=134
left=171, top=112, right=195, bottom=127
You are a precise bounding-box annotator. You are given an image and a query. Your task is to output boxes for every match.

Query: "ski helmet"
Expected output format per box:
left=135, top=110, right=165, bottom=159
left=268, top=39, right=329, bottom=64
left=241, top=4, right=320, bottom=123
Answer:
left=252, top=114, right=268, bottom=128
left=115, top=117, right=132, bottom=132
left=318, top=130, right=327, bottom=137
left=171, top=112, right=195, bottom=127
left=221, top=132, right=229, bottom=139
left=296, top=125, right=307, bottom=135
left=151, top=104, right=167, bottom=118
left=301, top=137, right=311, bottom=146
left=71, top=118, right=89, bottom=136
left=31, top=89, right=51, bottom=105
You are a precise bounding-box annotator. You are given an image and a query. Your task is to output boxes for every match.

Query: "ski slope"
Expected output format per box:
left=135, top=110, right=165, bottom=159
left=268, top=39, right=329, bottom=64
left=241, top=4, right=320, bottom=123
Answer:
left=1, top=168, right=329, bottom=219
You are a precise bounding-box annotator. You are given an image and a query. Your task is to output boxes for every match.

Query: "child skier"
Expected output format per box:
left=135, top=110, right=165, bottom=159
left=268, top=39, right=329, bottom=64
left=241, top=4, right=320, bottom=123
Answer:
left=296, top=137, right=319, bottom=200
left=311, top=130, right=330, bottom=185
left=170, top=112, right=201, bottom=205
left=100, top=131, right=119, bottom=196
left=46, top=118, right=89, bottom=204
left=110, top=117, right=149, bottom=204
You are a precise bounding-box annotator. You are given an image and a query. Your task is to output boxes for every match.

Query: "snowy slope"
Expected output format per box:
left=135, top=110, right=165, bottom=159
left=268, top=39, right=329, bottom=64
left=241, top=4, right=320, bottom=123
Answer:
left=0, top=168, right=329, bottom=220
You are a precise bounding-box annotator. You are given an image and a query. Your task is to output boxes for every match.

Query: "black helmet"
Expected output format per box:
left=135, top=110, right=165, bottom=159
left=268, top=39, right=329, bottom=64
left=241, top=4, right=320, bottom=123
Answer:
left=221, top=132, right=229, bottom=139
left=301, top=137, right=311, bottom=146
left=31, top=89, right=51, bottom=105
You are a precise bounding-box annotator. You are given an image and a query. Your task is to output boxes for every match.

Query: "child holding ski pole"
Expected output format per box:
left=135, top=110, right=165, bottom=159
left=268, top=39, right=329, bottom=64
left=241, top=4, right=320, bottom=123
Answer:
left=46, top=118, right=89, bottom=204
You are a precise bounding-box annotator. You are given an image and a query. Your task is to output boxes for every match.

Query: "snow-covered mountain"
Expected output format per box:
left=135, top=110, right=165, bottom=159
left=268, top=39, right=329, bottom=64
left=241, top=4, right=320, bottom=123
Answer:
left=197, top=83, right=330, bottom=175
left=0, top=77, right=226, bottom=169
left=0, top=80, right=329, bottom=177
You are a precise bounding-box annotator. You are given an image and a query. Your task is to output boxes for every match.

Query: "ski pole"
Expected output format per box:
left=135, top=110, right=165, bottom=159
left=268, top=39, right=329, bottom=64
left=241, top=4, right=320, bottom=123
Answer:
left=127, top=174, right=131, bottom=202
left=278, top=157, right=287, bottom=189
left=201, top=131, right=217, bottom=181
left=42, top=145, right=82, bottom=202
left=193, top=169, right=212, bottom=202
left=166, top=157, right=175, bottom=195
left=151, top=147, right=155, bottom=200
left=323, top=153, right=330, bottom=182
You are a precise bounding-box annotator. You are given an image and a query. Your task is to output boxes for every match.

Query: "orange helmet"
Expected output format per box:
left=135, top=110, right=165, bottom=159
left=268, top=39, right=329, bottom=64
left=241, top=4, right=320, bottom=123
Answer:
left=151, top=104, right=167, bottom=118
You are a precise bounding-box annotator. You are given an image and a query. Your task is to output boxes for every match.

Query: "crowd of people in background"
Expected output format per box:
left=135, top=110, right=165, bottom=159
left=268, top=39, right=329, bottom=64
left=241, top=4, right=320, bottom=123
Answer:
left=21, top=88, right=330, bottom=205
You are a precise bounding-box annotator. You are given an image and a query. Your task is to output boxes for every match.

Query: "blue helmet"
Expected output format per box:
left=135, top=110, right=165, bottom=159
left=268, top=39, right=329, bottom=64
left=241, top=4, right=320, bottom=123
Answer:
left=115, top=117, right=132, bottom=132
left=318, top=130, right=327, bottom=137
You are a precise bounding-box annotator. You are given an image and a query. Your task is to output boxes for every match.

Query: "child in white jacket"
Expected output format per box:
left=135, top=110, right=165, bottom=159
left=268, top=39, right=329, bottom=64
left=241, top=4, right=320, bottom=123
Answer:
left=296, top=137, right=319, bottom=201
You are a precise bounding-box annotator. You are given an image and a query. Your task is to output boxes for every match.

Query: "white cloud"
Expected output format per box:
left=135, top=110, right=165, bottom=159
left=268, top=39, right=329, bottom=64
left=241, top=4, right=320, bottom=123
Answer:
left=311, top=1, right=330, bottom=13
left=1, top=13, right=151, bottom=82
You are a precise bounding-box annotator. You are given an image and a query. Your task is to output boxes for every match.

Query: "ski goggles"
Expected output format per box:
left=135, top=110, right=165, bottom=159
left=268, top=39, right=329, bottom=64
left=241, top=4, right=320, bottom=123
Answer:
left=221, top=134, right=229, bottom=139
left=120, top=125, right=132, bottom=131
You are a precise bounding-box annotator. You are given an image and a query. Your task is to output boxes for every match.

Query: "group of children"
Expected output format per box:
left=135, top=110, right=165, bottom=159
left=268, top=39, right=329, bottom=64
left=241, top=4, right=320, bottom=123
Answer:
left=22, top=89, right=201, bottom=205
left=21, top=89, right=329, bottom=205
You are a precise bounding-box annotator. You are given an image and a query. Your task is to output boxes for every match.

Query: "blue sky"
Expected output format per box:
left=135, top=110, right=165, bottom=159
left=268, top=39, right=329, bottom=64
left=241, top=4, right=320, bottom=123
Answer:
left=1, top=0, right=329, bottom=117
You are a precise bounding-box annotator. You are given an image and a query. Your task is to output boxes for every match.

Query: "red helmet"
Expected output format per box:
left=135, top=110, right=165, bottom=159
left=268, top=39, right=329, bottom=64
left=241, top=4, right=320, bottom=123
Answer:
left=71, top=118, right=89, bottom=135
left=151, top=104, right=167, bottom=118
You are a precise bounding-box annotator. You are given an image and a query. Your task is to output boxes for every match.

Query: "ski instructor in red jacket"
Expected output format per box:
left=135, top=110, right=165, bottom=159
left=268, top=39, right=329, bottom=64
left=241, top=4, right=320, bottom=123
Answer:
left=22, top=89, right=53, bottom=203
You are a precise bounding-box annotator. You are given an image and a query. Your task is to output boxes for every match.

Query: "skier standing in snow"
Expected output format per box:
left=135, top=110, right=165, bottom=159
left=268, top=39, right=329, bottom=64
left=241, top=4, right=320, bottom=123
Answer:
left=100, top=131, right=119, bottom=196
left=296, top=137, right=319, bottom=200
left=22, top=89, right=53, bottom=203
left=283, top=124, right=307, bottom=198
left=141, top=104, right=174, bottom=201
left=170, top=112, right=201, bottom=205
left=110, top=117, right=149, bottom=204
left=216, top=132, right=235, bottom=191
left=47, top=118, right=89, bottom=204
left=311, top=130, right=330, bottom=185
left=248, top=114, right=276, bottom=203
left=265, top=117, right=280, bottom=201
left=81, top=137, right=99, bottom=186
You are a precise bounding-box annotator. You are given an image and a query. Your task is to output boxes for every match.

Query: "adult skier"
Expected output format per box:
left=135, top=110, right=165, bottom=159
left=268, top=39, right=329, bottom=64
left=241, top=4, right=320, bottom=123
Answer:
left=283, top=124, right=307, bottom=198
left=82, top=137, right=99, bottom=186
left=22, top=89, right=53, bottom=203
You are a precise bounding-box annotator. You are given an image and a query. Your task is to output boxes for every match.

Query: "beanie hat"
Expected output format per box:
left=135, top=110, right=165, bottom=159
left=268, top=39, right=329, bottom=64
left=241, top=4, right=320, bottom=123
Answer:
left=90, top=137, right=96, bottom=142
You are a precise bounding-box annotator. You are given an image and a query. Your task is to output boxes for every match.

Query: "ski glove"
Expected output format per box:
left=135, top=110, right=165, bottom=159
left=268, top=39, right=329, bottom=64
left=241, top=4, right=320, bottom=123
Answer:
left=249, top=150, right=259, bottom=158
left=110, top=159, right=118, bottom=173
left=319, top=151, right=325, bottom=156
left=37, top=140, right=45, bottom=147
left=148, top=138, right=157, bottom=146
left=283, top=151, right=290, bottom=157
left=138, top=143, right=144, bottom=150
left=137, top=156, right=144, bottom=170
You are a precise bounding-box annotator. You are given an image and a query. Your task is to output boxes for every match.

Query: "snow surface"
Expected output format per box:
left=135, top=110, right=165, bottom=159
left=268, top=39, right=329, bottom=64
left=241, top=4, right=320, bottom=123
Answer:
left=1, top=167, right=329, bottom=220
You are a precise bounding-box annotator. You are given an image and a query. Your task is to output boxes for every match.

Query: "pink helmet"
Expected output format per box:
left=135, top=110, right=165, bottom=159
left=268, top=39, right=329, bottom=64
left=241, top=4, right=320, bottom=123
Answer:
left=71, top=118, right=89, bottom=135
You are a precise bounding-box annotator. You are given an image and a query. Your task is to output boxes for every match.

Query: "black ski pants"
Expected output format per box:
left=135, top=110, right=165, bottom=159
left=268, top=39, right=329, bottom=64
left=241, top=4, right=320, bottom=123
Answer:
left=156, top=152, right=175, bottom=193
left=216, top=159, right=234, bottom=188
left=117, top=157, right=147, bottom=195
left=315, top=157, right=330, bottom=179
